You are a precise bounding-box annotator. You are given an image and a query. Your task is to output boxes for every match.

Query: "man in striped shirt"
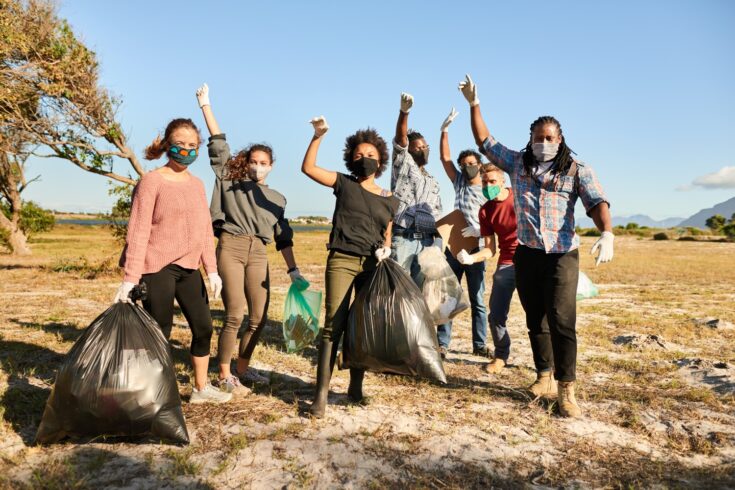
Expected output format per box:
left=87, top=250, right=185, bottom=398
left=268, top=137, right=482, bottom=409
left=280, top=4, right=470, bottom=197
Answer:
left=435, top=107, right=490, bottom=358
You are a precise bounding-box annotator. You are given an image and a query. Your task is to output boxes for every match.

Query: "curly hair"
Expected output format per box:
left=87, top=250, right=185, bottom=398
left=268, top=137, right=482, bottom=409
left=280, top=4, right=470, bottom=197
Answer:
left=457, top=149, right=483, bottom=166
left=144, top=118, right=201, bottom=160
left=226, top=143, right=275, bottom=180
left=342, top=128, right=389, bottom=178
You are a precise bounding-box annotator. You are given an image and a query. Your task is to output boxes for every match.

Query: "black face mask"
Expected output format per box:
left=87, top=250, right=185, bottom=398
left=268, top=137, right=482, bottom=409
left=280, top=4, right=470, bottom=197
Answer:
left=409, top=148, right=429, bottom=167
left=462, top=165, right=480, bottom=181
left=352, top=156, right=379, bottom=177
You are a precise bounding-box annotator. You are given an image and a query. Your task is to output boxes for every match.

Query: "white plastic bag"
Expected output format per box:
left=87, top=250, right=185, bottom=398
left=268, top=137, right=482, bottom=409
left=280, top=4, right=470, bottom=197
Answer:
left=577, top=271, right=599, bottom=300
left=418, top=246, right=469, bottom=324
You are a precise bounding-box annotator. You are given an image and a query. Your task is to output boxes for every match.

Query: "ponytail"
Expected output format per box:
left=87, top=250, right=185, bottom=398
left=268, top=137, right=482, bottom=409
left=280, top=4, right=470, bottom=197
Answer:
left=144, top=118, right=202, bottom=161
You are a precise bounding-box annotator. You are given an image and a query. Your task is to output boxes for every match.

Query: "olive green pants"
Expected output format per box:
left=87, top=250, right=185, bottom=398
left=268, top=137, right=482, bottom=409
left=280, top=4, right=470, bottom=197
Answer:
left=323, top=250, right=377, bottom=344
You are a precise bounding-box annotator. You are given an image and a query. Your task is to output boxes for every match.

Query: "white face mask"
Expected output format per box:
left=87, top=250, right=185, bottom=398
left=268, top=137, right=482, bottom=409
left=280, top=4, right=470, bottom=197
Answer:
left=532, top=142, right=559, bottom=162
left=248, top=164, right=272, bottom=182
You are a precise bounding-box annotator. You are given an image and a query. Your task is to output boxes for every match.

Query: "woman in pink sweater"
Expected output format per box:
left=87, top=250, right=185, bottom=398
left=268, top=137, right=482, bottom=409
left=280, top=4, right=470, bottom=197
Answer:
left=114, top=118, right=231, bottom=404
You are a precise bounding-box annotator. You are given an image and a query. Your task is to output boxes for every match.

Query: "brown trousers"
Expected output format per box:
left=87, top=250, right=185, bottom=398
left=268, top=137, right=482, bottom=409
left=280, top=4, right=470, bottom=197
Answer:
left=216, top=232, right=270, bottom=364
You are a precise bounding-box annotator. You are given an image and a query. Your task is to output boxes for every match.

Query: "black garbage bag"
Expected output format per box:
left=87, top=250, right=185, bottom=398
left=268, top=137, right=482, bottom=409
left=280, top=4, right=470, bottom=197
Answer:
left=36, top=302, right=189, bottom=444
left=342, top=258, right=447, bottom=384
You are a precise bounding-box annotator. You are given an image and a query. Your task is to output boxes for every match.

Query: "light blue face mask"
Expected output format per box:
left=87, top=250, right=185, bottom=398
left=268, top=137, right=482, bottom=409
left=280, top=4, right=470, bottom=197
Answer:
left=482, top=185, right=501, bottom=200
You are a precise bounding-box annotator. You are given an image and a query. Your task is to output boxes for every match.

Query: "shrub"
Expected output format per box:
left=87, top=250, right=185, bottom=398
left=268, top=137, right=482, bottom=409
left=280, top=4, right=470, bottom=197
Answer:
left=653, top=232, right=669, bottom=241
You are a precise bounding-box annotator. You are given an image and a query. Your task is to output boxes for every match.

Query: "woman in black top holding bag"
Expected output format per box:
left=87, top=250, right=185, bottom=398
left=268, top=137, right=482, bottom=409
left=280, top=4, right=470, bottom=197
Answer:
left=301, top=115, right=399, bottom=418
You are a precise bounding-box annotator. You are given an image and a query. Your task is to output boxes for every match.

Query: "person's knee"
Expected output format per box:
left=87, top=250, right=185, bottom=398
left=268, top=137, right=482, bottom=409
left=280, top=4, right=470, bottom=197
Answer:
left=190, top=325, right=213, bottom=357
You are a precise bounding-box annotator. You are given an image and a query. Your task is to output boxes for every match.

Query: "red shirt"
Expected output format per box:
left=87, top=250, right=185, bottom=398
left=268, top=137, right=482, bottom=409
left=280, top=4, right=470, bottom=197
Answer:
left=479, top=188, right=518, bottom=266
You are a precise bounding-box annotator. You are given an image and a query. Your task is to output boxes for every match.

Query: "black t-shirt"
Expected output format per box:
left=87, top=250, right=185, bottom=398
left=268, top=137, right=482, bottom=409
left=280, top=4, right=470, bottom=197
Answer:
left=328, top=173, right=399, bottom=256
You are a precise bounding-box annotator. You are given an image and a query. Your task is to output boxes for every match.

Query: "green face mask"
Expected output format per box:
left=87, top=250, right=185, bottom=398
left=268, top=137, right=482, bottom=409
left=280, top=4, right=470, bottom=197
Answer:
left=482, top=185, right=501, bottom=200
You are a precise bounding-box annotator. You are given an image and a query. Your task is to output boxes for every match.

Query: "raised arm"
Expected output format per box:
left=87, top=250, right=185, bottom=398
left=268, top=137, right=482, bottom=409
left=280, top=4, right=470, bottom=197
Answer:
left=439, top=107, right=459, bottom=182
left=196, top=83, right=222, bottom=136
left=301, top=116, right=337, bottom=188
left=459, top=74, right=489, bottom=146
left=395, top=92, right=413, bottom=148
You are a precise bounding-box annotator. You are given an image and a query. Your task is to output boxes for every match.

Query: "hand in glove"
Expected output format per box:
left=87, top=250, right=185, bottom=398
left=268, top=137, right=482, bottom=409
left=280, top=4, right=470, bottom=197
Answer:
left=208, top=272, right=223, bottom=299
left=461, top=225, right=481, bottom=238
left=458, top=74, right=479, bottom=107
left=309, top=116, right=329, bottom=138
left=114, top=281, right=136, bottom=303
left=441, top=107, right=458, bottom=133
left=196, top=83, right=210, bottom=108
left=457, top=249, right=475, bottom=265
left=590, top=231, right=614, bottom=266
left=288, top=267, right=310, bottom=291
left=374, top=246, right=392, bottom=262
left=400, top=92, right=414, bottom=113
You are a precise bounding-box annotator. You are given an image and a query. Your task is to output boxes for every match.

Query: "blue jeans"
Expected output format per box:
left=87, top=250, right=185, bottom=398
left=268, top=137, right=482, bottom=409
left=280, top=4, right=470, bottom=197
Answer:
left=436, top=250, right=487, bottom=351
left=391, top=233, right=437, bottom=287
left=488, top=264, right=516, bottom=361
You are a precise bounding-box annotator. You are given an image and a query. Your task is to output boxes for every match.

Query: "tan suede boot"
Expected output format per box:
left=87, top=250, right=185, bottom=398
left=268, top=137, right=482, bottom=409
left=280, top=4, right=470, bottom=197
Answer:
left=483, top=358, right=506, bottom=374
left=558, top=381, right=582, bottom=418
left=529, top=371, right=557, bottom=399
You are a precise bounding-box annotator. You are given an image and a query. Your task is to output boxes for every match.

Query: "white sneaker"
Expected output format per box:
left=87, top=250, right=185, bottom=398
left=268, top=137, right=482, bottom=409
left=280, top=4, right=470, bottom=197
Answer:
left=216, top=375, right=250, bottom=395
left=190, top=383, right=232, bottom=404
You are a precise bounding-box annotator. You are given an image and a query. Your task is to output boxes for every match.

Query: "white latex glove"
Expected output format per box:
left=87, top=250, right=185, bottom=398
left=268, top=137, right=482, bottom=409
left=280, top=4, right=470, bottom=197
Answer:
left=374, top=247, right=392, bottom=262
left=309, top=116, right=329, bottom=138
left=458, top=74, right=479, bottom=107
left=196, top=83, right=210, bottom=108
left=288, top=268, right=309, bottom=290
left=590, top=231, right=614, bottom=266
left=461, top=225, right=481, bottom=238
left=208, top=272, right=223, bottom=299
left=457, top=249, right=475, bottom=265
left=114, top=281, right=136, bottom=303
left=400, top=92, right=414, bottom=113
left=441, top=107, right=458, bottom=133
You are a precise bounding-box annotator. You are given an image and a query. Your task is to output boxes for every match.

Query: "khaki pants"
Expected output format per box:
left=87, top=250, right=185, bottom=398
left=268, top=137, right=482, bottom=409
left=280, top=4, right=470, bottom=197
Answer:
left=216, top=232, right=270, bottom=364
left=323, top=250, right=377, bottom=343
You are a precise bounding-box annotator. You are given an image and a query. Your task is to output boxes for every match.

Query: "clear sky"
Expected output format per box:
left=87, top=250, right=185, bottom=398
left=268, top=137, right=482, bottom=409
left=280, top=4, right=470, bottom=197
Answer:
left=21, top=0, right=735, bottom=221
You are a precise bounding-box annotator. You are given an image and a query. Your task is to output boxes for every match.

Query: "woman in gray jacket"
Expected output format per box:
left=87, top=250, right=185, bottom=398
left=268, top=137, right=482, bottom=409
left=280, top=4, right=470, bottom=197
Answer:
left=196, top=84, right=308, bottom=393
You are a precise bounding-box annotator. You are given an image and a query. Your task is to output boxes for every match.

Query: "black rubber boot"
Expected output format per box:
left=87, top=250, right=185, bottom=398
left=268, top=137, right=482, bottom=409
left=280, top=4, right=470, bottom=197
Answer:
left=309, top=339, right=334, bottom=418
left=347, top=368, right=364, bottom=402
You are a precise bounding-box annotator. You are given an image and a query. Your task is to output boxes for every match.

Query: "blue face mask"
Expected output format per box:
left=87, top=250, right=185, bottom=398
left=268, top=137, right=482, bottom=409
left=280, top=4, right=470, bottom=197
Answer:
left=168, top=145, right=198, bottom=166
left=482, top=185, right=501, bottom=200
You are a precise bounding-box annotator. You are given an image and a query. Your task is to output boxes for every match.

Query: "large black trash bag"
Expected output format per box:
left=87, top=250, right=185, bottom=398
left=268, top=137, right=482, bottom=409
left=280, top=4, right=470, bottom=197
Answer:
left=36, top=302, right=189, bottom=444
left=343, top=258, right=447, bottom=384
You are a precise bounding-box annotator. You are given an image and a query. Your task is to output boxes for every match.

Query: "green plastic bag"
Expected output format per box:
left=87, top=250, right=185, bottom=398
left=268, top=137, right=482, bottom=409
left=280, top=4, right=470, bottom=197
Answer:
left=576, top=271, right=599, bottom=300
left=282, top=283, right=322, bottom=353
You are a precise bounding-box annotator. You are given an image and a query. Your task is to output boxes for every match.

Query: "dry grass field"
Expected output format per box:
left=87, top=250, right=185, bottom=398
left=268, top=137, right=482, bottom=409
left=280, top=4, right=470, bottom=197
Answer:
left=1, top=224, right=734, bottom=489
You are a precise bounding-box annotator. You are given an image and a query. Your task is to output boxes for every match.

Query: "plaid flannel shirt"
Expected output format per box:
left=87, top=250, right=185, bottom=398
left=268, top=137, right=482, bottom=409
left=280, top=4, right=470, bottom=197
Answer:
left=480, top=135, right=609, bottom=253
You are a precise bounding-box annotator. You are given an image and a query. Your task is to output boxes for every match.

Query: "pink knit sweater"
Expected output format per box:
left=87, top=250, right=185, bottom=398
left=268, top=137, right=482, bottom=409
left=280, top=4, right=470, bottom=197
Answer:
left=120, top=171, right=217, bottom=283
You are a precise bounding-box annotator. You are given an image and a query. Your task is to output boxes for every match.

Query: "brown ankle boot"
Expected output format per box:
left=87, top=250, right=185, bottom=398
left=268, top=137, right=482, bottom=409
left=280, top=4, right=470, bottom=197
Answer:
left=483, top=358, right=506, bottom=374
left=558, top=381, right=582, bottom=418
left=529, top=371, right=557, bottom=399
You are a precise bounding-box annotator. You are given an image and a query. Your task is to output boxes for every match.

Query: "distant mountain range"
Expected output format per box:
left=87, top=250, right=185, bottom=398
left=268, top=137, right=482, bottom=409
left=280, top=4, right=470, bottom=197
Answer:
left=576, top=196, right=735, bottom=229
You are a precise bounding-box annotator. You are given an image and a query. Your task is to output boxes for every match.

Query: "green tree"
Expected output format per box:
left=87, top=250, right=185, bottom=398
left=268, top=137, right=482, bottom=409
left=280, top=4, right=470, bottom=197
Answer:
left=1, top=0, right=144, bottom=253
left=705, top=214, right=726, bottom=232
left=625, top=222, right=639, bottom=230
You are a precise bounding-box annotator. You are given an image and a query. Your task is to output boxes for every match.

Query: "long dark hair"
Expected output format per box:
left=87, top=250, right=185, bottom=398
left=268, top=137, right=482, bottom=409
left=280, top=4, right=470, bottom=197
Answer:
left=521, top=116, right=574, bottom=176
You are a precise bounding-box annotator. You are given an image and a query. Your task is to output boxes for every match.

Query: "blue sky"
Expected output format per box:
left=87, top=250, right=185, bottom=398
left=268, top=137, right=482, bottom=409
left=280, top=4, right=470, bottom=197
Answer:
left=22, top=0, right=735, bottom=221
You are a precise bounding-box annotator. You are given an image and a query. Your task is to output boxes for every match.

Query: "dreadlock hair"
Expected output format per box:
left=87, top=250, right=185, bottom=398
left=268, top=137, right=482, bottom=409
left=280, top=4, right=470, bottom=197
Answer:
left=521, top=116, right=574, bottom=177
left=407, top=130, right=424, bottom=143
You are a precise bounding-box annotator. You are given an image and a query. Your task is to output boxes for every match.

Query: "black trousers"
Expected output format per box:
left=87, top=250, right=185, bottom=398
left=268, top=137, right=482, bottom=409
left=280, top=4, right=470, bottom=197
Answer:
left=140, top=264, right=213, bottom=357
left=513, top=245, right=579, bottom=382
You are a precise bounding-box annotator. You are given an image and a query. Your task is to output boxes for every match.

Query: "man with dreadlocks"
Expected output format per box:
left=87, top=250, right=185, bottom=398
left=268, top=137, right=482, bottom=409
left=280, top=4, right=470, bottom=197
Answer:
left=390, top=92, right=443, bottom=286
left=458, top=74, right=613, bottom=418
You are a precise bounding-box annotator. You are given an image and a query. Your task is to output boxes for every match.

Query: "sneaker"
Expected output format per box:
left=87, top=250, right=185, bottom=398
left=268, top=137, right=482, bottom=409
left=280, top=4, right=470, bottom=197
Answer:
left=216, top=375, right=249, bottom=395
left=439, top=346, right=448, bottom=360
left=472, top=346, right=491, bottom=358
left=529, top=371, right=557, bottom=399
left=190, top=383, right=232, bottom=404
left=483, top=358, right=506, bottom=374
left=237, top=368, right=270, bottom=385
